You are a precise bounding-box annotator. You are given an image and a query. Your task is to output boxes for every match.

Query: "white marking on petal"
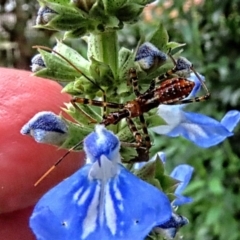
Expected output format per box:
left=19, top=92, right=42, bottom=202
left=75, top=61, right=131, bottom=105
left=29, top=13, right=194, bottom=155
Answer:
left=81, top=183, right=100, bottom=239
left=183, top=123, right=208, bottom=139
left=73, top=186, right=84, bottom=201
left=105, top=182, right=117, bottom=235
left=113, top=181, right=124, bottom=211
left=77, top=187, right=92, bottom=206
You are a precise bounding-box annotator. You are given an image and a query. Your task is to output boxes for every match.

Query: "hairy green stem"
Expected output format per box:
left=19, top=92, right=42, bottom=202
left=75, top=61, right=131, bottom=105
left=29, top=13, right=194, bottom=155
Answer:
left=89, top=31, right=118, bottom=79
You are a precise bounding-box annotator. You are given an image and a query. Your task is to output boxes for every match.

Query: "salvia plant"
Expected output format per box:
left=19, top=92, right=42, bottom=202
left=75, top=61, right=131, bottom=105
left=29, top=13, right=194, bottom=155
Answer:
left=21, top=0, right=240, bottom=239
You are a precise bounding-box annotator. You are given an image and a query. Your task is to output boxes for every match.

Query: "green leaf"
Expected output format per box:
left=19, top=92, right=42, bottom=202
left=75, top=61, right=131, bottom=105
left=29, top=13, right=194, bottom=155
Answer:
left=42, top=0, right=70, bottom=5
left=54, top=41, right=90, bottom=74
left=145, top=115, right=166, bottom=128
left=166, top=41, right=186, bottom=51
left=34, top=49, right=80, bottom=82
left=149, top=23, right=169, bottom=52
left=89, top=57, right=114, bottom=87
left=60, top=118, right=92, bottom=149
left=64, top=102, right=102, bottom=125
left=102, top=0, right=125, bottom=14
left=61, top=81, right=83, bottom=95
left=160, top=175, right=180, bottom=193
left=134, top=160, right=156, bottom=181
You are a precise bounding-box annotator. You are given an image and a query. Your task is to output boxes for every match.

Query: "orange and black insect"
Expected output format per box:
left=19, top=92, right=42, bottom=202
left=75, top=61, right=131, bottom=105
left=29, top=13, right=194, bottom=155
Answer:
left=33, top=45, right=210, bottom=184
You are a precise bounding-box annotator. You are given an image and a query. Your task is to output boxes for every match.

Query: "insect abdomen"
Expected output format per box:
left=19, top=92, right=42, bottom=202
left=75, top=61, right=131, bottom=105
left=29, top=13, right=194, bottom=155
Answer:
left=155, top=78, right=195, bottom=104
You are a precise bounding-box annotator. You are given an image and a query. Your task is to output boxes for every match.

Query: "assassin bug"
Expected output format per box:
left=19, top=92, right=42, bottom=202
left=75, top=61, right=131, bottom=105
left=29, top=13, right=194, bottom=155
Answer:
left=32, top=45, right=210, bottom=185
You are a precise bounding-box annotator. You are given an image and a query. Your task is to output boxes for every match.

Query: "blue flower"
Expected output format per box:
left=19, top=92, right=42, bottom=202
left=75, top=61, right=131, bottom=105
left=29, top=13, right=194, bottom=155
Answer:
left=21, top=111, right=68, bottom=146
left=151, top=73, right=240, bottom=148
left=30, top=125, right=172, bottom=240
left=170, top=164, right=194, bottom=206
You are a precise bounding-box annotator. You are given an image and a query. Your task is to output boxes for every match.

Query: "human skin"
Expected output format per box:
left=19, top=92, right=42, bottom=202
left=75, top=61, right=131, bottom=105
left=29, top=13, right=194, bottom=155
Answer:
left=0, top=68, right=84, bottom=239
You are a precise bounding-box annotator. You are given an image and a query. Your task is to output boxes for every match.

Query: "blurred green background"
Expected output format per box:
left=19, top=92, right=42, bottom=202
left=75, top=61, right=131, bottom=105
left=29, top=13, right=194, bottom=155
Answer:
left=1, top=0, right=240, bottom=239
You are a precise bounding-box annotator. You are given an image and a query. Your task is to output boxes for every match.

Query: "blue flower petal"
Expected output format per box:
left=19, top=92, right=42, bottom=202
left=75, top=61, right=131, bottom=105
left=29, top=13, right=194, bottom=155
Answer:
left=170, top=164, right=194, bottom=195
left=30, top=163, right=172, bottom=240
left=187, top=72, right=205, bottom=97
left=220, top=110, right=240, bottom=132
left=152, top=106, right=238, bottom=148
left=30, top=125, right=172, bottom=240
left=173, top=195, right=193, bottom=206
left=170, top=164, right=194, bottom=206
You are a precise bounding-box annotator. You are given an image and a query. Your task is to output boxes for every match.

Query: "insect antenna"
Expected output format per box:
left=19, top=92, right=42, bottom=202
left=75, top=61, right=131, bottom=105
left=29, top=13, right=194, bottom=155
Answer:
left=34, top=140, right=84, bottom=186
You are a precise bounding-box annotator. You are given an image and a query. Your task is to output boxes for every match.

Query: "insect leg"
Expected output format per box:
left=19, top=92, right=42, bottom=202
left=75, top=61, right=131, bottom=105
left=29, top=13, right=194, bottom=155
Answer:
left=129, top=68, right=141, bottom=97
left=139, top=114, right=151, bottom=149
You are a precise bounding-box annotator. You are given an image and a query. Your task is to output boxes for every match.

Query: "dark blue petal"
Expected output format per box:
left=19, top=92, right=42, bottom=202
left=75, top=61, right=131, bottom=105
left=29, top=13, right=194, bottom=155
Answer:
left=155, top=213, right=189, bottom=239
left=30, top=163, right=172, bottom=240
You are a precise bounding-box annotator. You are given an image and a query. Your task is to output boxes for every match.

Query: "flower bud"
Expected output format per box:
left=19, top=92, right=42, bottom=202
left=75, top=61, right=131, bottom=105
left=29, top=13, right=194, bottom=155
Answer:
left=135, top=42, right=167, bottom=70
left=31, top=54, right=46, bottom=73
left=21, top=111, right=68, bottom=146
left=36, top=6, right=57, bottom=25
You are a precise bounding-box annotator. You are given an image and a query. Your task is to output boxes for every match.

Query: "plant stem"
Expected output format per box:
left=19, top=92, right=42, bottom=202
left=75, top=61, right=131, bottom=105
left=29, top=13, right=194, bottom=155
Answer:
left=89, top=30, right=118, bottom=79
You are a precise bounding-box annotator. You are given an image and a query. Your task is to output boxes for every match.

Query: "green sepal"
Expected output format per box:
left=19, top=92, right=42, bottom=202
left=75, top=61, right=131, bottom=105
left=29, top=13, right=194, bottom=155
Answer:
left=154, top=155, right=165, bottom=177
left=115, top=3, right=144, bottom=22
left=160, top=175, right=180, bottom=193
left=147, top=178, right=162, bottom=190
left=33, top=49, right=81, bottom=82
left=61, top=81, right=84, bottom=95
left=149, top=23, right=169, bottom=53
left=134, top=159, right=157, bottom=181
left=64, top=27, right=88, bottom=38
left=120, top=146, right=138, bottom=163
left=53, top=41, right=90, bottom=74
left=116, top=82, right=134, bottom=97
left=133, top=0, right=155, bottom=4
left=116, top=123, right=135, bottom=143
left=41, top=0, right=70, bottom=5
left=138, top=61, right=174, bottom=85
left=37, top=0, right=89, bottom=31
left=70, top=0, right=96, bottom=13
left=64, top=102, right=102, bottom=125
left=145, top=115, right=166, bottom=128
left=46, top=13, right=88, bottom=31
left=166, top=41, right=186, bottom=52
left=102, top=0, right=125, bottom=15
left=60, top=118, right=93, bottom=149
left=118, top=47, right=136, bottom=84
left=89, top=57, right=114, bottom=87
